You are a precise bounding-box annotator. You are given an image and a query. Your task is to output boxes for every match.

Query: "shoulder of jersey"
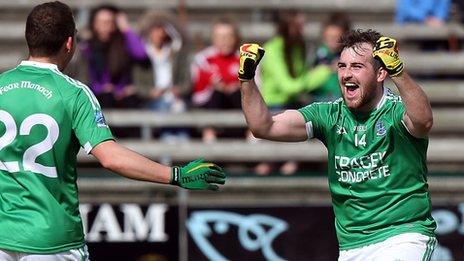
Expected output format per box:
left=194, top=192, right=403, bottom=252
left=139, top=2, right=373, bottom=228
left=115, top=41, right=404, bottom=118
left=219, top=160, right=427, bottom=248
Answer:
left=0, top=66, right=21, bottom=79
left=49, top=68, right=89, bottom=90
left=385, top=88, right=402, bottom=103
left=49, top=69, right=101, bottom=109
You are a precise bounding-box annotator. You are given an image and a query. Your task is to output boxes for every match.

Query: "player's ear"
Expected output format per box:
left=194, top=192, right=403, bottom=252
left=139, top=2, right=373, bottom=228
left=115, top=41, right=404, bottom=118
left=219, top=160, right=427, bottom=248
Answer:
left=376, top=66, right=388, bottom=82
left=65, top=36, right=74, bottom=53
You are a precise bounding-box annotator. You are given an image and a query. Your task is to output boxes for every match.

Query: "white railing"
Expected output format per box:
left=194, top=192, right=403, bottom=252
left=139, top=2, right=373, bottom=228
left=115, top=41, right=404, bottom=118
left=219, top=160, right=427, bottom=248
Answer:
left=77, top=106, right=464, bottom=163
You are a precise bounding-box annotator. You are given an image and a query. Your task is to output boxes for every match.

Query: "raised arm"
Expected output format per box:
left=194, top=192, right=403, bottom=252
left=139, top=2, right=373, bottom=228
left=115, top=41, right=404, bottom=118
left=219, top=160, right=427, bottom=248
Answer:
left=239, top=44, right=308, bottom=142
left=373, top=37, right=433, bottom=138
left=392, top=72, right=433, bottom=138
left=116, top=12, right=148, bottom=60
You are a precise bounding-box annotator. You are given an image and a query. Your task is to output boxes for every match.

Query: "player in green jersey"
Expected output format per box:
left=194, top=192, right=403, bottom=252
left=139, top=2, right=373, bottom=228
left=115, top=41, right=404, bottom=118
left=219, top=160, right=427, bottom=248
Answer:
left=0, top=2, right=225, bottom=260
left=238, top=30, right=437, bottom=260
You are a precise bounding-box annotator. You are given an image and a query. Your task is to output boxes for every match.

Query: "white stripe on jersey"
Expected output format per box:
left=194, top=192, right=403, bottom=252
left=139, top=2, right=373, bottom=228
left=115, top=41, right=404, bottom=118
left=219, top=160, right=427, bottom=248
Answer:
left=83, top=142, right=93, bottom=154
left=51, top=68, right=101, bottom=110
left=306, top=121, right=314, bottom=140
left=401, top=119, right=415, bottom=136
left=375, top=87, right=388, bottom=109
left=385, top=88, right=402, bottom=103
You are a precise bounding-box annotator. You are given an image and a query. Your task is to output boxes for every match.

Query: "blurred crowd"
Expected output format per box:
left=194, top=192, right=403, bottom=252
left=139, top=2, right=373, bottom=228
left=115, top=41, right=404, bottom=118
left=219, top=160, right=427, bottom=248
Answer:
left=69, top=1, right=461, bottom=175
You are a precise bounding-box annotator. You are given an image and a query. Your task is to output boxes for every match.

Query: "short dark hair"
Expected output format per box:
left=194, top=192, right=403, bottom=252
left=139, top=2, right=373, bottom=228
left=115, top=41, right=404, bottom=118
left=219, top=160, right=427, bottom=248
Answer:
left=25, top=1, right=76, bottom=56
left=340, top=29, right=382, bottom=70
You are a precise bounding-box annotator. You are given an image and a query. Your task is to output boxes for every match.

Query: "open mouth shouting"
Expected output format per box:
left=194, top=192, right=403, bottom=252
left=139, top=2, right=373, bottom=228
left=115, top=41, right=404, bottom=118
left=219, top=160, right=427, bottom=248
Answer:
left=344, top=82, right=359, bottom=99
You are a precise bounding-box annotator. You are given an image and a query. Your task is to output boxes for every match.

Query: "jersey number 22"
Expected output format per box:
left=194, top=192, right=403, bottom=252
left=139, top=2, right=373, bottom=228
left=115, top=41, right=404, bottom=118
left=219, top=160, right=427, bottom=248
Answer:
left=0, top=110, right=59, bottom=178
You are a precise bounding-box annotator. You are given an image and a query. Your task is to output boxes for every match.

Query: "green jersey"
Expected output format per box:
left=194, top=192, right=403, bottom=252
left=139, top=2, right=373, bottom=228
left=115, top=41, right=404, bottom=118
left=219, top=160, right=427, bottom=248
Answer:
left=0, top=61, right=113, bottom=253
left=298, top=88, right=436, bottom=250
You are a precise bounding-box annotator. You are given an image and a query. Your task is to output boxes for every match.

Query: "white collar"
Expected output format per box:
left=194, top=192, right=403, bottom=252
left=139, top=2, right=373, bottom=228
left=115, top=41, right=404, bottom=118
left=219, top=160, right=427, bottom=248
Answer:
left=20, top=60, right=58, bottom=70
left=375, top=87, right=388, bottom=110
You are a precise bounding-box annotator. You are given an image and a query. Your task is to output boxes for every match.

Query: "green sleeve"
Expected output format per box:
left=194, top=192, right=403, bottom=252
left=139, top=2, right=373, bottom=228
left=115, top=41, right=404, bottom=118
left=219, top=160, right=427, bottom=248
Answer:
left=392, top=101, right=427, bottom=140
left=390, top=101, right=409, bottom=135
left=72, top=90, right=113, bottom=153
left=298, top=103, right=329, bottom=141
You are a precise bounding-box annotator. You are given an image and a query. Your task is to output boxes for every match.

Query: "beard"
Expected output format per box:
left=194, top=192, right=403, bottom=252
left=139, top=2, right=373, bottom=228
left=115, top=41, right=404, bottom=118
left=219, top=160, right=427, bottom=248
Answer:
left=343, top=84, right=379, bottom=112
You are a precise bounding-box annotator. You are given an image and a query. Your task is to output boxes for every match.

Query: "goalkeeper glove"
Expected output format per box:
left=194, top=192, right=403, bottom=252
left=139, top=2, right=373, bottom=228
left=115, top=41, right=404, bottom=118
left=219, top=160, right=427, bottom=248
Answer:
left=171, top=158, right=226, bottom=191
left=238, top=43, right=265, bottom=81
left=373, top=36, right=404, bottom=77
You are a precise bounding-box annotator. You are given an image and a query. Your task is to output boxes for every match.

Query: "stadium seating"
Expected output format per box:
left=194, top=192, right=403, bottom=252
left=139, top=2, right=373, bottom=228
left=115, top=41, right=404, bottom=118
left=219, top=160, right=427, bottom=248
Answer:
left=0, top=0, right=461, bottom=72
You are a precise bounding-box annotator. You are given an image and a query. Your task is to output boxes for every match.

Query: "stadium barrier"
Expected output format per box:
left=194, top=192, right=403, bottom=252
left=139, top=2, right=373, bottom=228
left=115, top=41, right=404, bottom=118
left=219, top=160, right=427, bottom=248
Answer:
left=75, top=107, right=464, bottom=166
left=98, top=106, right=464, bottom=137
left=78, top=137, right=464, bottom=162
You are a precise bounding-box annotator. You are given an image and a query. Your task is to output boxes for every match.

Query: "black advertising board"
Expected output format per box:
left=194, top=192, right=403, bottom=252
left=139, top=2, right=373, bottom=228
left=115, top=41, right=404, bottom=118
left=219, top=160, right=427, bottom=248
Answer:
left=432, top=204, right=464, bottom=260
left=79, top=204, right=463, bottom=260
left=187, top=206, right=463, bottom=261
left=187, top=207, right=338, bottom=261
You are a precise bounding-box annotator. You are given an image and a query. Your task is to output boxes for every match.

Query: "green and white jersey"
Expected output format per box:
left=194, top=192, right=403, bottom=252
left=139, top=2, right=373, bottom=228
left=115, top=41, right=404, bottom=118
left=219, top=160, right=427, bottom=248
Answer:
left=0, top=61, right=113, bottom=253
left=298, top=88, right=436, bottom=250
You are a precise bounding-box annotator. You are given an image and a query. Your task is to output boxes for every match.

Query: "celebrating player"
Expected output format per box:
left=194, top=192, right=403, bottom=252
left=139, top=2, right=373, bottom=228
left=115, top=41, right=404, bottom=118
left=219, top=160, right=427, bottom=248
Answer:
left=0, top=2, right=225, bottom=260
left=238, top=30, right=436, bottom=260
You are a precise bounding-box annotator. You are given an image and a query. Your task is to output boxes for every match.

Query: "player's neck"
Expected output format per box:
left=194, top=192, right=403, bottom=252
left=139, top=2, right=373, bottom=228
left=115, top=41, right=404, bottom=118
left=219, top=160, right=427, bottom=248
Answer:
left=28, top=56, right=59, bottom=67
left=28, top=54, right=69, bottom=71
left=352, top=86, right=385, bottom=114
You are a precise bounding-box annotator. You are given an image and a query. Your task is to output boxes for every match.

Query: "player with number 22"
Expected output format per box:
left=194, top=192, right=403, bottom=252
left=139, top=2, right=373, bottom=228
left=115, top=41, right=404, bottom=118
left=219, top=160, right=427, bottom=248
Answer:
left=0, top=2, right=225, bottom=260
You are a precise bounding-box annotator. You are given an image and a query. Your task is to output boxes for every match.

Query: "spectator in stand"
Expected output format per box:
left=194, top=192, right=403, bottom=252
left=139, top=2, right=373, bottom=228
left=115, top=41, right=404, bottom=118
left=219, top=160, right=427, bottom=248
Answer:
left=256, top=11, right=332, bottom=175
left=396, top=0, right=451, bottom=27
left=138, top=11, right=190, bottom=141
left=190, top=19, right=241, bottom=142
left=80, top=4, right=146, bottom=108
left=260, top=12, right=332, bottom=110
left=309, top=12, right=351, bottom=102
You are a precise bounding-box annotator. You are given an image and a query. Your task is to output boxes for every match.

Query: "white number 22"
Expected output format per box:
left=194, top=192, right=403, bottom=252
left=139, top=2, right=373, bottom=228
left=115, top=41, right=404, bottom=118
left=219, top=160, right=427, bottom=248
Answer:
left=0, top=110, right=59, bottom=178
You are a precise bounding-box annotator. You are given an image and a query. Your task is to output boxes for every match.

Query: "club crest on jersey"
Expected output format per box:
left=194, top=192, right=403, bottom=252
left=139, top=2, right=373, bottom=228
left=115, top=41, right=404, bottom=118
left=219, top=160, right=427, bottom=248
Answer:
left=375, top=120, right=386, bottom=136
left=95, top=110, right=108, bottom=127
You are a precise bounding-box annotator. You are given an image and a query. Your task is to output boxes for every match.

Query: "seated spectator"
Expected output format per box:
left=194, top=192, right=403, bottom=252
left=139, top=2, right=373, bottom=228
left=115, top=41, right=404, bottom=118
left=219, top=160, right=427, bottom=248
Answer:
left=80, top=4, right=147, bottom=108
left=190, top=19, right=242, bottom=142
left=138, top=11, right=190, bottom=141
left=396, top=0, right=451, bottom=27
left=139, top=11, right=189, bottom=112
left=309, top=12, right=351, bottom=102
left=257, top=11, right=332, bottom=175
left=260, top=12, right=332, bottom=110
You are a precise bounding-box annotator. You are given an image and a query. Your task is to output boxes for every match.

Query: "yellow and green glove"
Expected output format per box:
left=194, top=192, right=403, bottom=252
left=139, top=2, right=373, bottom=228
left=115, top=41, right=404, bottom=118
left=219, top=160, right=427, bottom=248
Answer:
left=373, top=36, right=404, bottom=77
left=171, top=158, right=226, bottom=191
left=238, top=43, right=265, bottom=81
